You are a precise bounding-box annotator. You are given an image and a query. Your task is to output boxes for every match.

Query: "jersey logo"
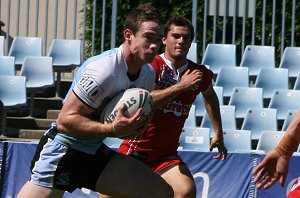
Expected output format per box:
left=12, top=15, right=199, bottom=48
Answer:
left=163, top=100, right=190, bottom=117
left=78, top=75, right=103, bottom=99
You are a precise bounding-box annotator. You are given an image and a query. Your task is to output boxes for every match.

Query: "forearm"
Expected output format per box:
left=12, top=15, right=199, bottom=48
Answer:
left=285, top=111, right=300, bottom=144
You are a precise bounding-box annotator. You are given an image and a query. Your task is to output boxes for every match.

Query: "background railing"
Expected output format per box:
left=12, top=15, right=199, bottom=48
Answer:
left=0, top=0, right=299, bottom=64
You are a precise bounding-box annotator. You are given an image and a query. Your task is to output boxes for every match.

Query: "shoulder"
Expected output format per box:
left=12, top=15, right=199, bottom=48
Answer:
left=188, top=60, right=213, bottom=77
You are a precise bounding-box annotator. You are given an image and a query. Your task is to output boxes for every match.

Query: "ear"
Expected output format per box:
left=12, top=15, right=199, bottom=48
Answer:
left=162, top=37, right=167, bottom=45
left=124, top=29, right=133, bottom=41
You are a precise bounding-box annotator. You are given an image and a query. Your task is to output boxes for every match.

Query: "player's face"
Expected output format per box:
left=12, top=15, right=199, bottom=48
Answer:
left=130, top=21, right=163, bottom=64
left=163, top=25, right=192, bottom=60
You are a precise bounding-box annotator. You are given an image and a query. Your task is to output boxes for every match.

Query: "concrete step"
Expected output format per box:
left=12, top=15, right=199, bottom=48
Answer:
left=18, top=129, right=45, bottom=139
left=47, top=110, right=60, bottom=119
left=7, top=117, right=55, bottom=129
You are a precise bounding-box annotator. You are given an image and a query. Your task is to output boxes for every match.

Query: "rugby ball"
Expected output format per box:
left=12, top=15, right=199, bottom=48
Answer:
left=100, top=88, right=153, bottom=124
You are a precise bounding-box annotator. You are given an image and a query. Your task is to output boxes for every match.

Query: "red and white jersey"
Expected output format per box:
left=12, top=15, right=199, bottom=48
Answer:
left=288, top=177, right=300, bottom=198
left=118, top=54, right=213, bottom=170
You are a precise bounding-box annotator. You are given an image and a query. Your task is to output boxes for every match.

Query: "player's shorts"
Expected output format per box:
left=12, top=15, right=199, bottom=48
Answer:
left=30, top=129, right=116, bottom=192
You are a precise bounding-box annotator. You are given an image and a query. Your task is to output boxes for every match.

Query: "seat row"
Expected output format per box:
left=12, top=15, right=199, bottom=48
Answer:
left=190, top=43, right=300, bottom=79
left=0, top=36, right=82, bottom=96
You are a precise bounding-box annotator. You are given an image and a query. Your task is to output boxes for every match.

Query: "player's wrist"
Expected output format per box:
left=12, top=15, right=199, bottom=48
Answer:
left=275, top=133, right=298, bottom=158
left=97, top=123, right=115, bottom=137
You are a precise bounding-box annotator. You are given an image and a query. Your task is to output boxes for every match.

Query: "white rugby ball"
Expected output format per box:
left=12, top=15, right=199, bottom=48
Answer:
left=100, top=88, right=153, bottom=124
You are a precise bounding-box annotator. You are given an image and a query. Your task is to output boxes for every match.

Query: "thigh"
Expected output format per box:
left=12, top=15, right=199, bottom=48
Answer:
left=96, top=153, right=173, bottom=198
left=160, top=163, right=196, bottom=197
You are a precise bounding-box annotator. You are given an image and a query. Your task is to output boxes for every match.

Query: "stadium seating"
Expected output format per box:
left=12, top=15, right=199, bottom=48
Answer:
left=240, top=45, right=275, bottom=77
left=201, top=43, right=236, bottom=74
left=279, top=47, right=300, bottom=79
left=8, top=36, right=42, bottom=66
left=184, top=105, right=196, bottom=128
left=215, top=67, right=249, bottom=97
left=0, top=76, right=27, bottom=134
left=187, top=42, right=198, bottom=63
left=180, top=127, right=210, bottom=151
left=256, top=131, right=285, bottom=153
left=254, top=68, right=289, bottom=99
left=47, top=39, right=81, bottom=96
left=294, top=73, right=300, bottom=90
left=228, top=87, right=263, bottom=118
left=268, top=89, right=300, bottom=120
left=222, top=129, right=252, bottom=152
left=201, top=105, right=236, bottom=136
left=282, top=110, right=298, bottom=131
left=241, top=107, right=278, bottom=140
left=0, top=35, right=4, bottom=56
left=20, top=56, right=54, bottom=116
left=0, top=56, right=15, bottom=76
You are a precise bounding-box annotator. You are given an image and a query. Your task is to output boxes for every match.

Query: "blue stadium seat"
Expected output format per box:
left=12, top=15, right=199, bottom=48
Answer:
left=228, top=87, right=263, bottom=118
left=294, top=73, right=300, bottom=90
left=193, top=86, right=223, bottom=117
left=256, top=131, right=285, bottom=153
left=268, top=89, right=300, bottom=120
left=279, top=47, right=300, bottom=78
left=254, top=68, right=289, bottom=99
left=47, top=39, right=81, bottom=96
left=215, top=67, right=249, bottom=97
left=184, top=105, right=196, bottom=128
left=201, top=105, right=236, bottom=136
left=0, top=56, right=15, bottom=76
left=241, top=107, right=278, bottom=140
left=0, top=36, right=4, bottom=56
left=240, top=45, right=275, bottom=76
left=187, top=42, right=198, bottom=63
left=180, top=127, right=210, bottom=151
left=282, top=110, right=298, bottom=131
left=0, top=76, right=27, bottom=134
left=223, top=129, right=252, bottom=152
left=201, top=43, right=236, bottom=74
left=20, top=56, right=55, bottom=116
left=8, top=36, right=42, bottom=66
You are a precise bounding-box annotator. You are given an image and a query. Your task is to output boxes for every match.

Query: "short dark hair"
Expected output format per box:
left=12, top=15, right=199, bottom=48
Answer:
left=123, top=3, right=164, bottom=35
left=164, top=15, right=194, bottom=41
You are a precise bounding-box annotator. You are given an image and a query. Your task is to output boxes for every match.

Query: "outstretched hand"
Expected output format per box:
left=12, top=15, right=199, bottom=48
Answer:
left=253, top=149, right=289, bottom=189
left=210, top=134, right=228, bottom=160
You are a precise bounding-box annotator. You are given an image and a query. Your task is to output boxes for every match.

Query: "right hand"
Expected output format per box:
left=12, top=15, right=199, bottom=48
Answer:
left=112, top=104, right=150, bottom=139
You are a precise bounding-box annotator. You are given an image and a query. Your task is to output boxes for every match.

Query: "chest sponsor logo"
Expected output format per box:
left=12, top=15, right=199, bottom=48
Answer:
left=163, top=100, right=190, bottom=117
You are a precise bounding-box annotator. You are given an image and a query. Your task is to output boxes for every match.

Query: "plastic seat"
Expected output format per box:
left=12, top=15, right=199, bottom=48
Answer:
left=0, top=76, right=27, bottom=134
left=228, top=87, right=263, bottom=118
left=268, top=89, right=300, bottom=120
left=223, top=129, right=252, bottom=152
left=8, top=36, right=42, bottom=65
left=0, top=56, right=15, bottom=76
left=187, top=42, right=198, bottom=63
left=294, top=73, right=300, bottom=90
left=254, top=68, right=289, bottom=99
left=184, top=105, right=196, bottom=128
left=241, top=107, right=278, bottom=140
left=20, top=56, right=54, bottom=116
left=240, top=45, right=275, bottom=76
left=282, top=110, right=298, bottom=131
left=47, top=39, right=81, bottom=96
left=279, top=47, right=300, bottom=78
left=215, top=67, right=249, bottom=97
left=201, top=43, right=236, bottom=74
left=256, top=131, right=285, bottom=153
left=180, top=127, right=210, bottom=151
left=103, top=137, right=123, bottom=148
left=193, top=86, right=223, bottom=117
left=201, top=105, right=236, bottom=135
left=0, top=35, right=4, bottom=56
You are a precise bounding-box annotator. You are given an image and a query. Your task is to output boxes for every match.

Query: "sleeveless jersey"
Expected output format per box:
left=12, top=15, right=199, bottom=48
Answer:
left=118, top=54, right=213, bottom=169
left=51, top=45, right=156, bottom=154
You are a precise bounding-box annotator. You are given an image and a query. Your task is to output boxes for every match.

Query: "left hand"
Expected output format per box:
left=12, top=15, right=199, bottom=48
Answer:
left=210, top=134, right=228, bottom=160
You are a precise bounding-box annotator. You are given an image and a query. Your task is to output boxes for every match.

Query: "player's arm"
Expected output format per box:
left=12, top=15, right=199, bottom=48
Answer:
left=56, top=92, right=147, bottom=139
left=151, top=69, right=202, bottom=108
left=202, top=86, right=227, bottom=160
